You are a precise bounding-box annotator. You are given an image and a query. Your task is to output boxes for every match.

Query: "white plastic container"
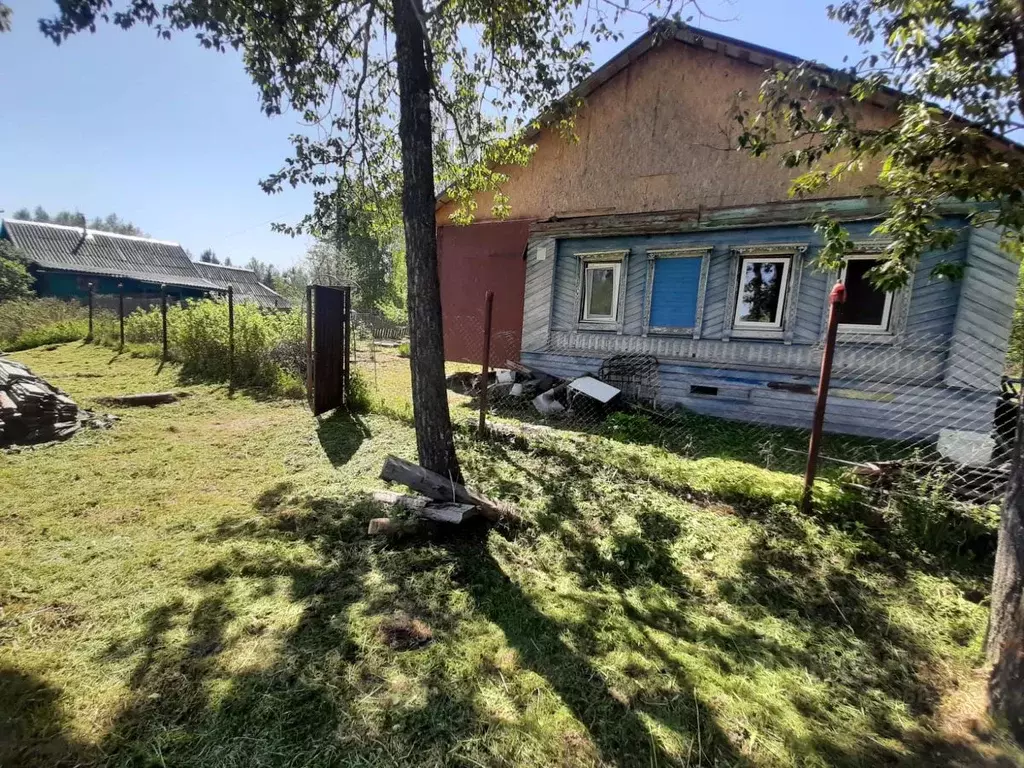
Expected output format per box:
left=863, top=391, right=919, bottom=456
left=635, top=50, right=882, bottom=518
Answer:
left=937, top=429, right=994, bottom=467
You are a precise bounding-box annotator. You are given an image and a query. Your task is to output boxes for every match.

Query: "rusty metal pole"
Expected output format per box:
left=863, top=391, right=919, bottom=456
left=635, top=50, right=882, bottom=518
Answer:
left=118, top=282, right=125, bottom=349
left=160, top=285, right=169, bottom=361
left=802, top=282, right=846, bottom=514
left=478, top=290, right=495, bottom=438
left=227, top=285, right=235, bottom=395
left=86, top=282, right=94, bottom=341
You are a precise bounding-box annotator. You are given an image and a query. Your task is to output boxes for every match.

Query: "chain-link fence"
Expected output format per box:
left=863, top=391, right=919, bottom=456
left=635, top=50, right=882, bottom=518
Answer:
left=352, top=298, right=1020, bottom=516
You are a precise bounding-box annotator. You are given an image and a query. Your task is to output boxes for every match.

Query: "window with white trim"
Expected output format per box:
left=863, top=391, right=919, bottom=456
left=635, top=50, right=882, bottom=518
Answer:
left=733, top=257, right=791, bottom=329
left=581, top=261, right=621, bottom=322
left=839, top=255, right=893, bottom=331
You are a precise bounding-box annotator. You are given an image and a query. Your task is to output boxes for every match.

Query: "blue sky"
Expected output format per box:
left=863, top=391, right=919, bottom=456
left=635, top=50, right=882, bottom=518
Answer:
left=0, top=0, right=863, bottom=270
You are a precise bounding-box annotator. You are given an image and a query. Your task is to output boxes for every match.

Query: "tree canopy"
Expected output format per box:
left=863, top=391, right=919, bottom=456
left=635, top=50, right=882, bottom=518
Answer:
left=737, top=0, right=1024, bottom=291
left=0, top=241, right=34, bottom=302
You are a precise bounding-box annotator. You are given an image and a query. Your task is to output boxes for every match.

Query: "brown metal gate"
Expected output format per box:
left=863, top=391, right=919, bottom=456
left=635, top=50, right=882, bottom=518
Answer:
left=306, top=285, right=352, bottom=416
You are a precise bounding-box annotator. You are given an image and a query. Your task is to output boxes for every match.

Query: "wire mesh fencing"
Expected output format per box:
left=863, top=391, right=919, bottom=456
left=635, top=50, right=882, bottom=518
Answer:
left=352, top=304, right=1020, bottom=517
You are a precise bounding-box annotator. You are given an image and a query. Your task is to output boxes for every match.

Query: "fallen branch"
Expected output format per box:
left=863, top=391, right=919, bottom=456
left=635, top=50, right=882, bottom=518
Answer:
left=94, top=392, right=190, bottom=407
left=380, top=455, right=513, bottom=523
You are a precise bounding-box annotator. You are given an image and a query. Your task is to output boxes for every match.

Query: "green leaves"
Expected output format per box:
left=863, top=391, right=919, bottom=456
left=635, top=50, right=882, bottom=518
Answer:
left=0, top=241, right=35, bottom=303
left=738, top=0, right=1024, bottom=290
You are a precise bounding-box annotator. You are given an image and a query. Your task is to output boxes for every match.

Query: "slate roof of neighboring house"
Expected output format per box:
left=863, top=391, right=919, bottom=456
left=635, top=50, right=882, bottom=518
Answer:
left=193, top=262, right=291, bottom=310
left=2, top=219, right=223, bottom=292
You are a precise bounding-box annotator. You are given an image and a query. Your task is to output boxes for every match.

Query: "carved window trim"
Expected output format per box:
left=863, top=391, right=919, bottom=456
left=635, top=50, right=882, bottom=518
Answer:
left=573, top=250, right=630, bottom=333
left=723, top=243, right=808, bottom=343
left=818, top=241, right=913, bottom=344
left=641, top=246, right=713, bottom=338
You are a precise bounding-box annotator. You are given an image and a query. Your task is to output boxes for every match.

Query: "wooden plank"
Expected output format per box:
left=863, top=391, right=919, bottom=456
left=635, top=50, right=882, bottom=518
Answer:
left=380, top=455, right=512, bottom=523
left=95, top=392, right=188, bottom=406
left=371, top=490, right=477, bottom=524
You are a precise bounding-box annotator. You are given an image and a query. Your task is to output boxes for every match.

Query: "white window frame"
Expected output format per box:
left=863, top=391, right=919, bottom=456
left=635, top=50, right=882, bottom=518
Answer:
left=839, top=254, right=894, bottom=333
left=582, top=261, right=621, bottom=322
left=732, top=256, right=792, bottom=330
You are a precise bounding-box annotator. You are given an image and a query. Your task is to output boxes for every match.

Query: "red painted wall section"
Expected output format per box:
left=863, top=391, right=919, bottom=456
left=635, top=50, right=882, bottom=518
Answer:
left=437, top=220, right=531, bottom=365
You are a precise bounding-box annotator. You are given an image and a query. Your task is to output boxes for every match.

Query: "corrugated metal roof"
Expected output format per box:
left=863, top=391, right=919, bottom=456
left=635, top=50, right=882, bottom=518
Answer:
left=193, top=262, right=292, bottom=310
left=2, top=219, right=222, bottom=292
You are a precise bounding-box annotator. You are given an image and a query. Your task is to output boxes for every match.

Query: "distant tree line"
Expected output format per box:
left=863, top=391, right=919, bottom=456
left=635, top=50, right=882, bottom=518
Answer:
left=11, top=206, right=147, bottom=237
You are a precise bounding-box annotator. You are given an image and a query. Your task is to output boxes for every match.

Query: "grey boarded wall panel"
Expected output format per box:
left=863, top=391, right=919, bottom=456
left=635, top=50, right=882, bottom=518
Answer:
left=794, top=264, right=828, bottom=343
left=521, top=350, right=996, bottom=440
left=623, top=252, right=647, bottom=336
left=944, top=227, right=1017, bottom=389
left=521, top=239, right=556, bottom=352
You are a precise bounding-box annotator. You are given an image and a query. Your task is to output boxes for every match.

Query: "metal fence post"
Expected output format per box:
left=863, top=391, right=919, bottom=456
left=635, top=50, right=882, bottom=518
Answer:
left=160, top=285, right=169, bottom=361
left=802, top=281, right=846, bottom=514
left=86, top=282, right=94, bottom=341
left=478, top=290, right=495, bottom=438
left=227, top=285, right=235, bottom=394
left=118, top=282, right=125, bottom=349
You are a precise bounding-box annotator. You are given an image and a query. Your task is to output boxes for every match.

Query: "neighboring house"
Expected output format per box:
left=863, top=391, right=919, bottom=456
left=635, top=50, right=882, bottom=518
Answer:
left=194, top=262, right=292, bottom=310
left=1, top=219, right=289, bottom=309
left=434, top=26, right=1019, bottom=442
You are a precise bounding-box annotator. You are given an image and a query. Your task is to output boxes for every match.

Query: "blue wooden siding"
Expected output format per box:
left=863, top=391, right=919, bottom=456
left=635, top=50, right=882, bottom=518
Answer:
left=32, top=270, right=209, bottom=301
left=535, top=218, right=970, bottom=357
left=649, top=257, right=701, bottom=328
left=518, top=214, right=1013, bottom=441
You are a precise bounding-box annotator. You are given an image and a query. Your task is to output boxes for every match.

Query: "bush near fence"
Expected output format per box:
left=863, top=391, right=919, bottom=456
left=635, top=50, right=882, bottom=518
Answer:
left=0, top=296, right=306, bottom=397
left=0, top=298, right=92, bottom=351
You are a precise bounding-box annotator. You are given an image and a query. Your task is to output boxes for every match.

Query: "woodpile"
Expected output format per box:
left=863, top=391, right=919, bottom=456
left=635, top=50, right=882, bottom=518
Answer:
left=0, top=357, right=112, bottom=447
left=368, top=454, right=515, bottom=535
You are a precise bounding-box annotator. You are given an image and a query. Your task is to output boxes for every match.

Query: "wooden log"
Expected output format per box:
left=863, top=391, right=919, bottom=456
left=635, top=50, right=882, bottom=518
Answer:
left=371, top=489, right=478, bottom=524
left=380, top=455, right=512, bottom=523
left=94, top=392, right=189, bottom=407
left=372, top=490, right=429, bottom=510
left=367, top=517, right=421, bottom=536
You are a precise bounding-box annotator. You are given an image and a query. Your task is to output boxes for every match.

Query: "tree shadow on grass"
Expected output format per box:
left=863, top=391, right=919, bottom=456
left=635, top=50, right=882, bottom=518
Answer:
left=462, top=436, right=1016, bottom=766
left=0, top=667, right=93, bottom=768
left=317, top=408, right=370, bottom=466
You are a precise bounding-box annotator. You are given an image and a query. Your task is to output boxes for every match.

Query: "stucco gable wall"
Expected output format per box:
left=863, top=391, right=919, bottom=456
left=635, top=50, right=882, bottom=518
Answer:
left=436, top=40, right=889, bottom=224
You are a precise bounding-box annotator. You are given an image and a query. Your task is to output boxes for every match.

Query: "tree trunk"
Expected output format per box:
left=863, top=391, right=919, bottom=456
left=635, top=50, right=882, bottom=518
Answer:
left=989, top=6, right=1024, bottom=738
left=391, top=0, right=461, bottom=481
left=988, top=404, right=1024, bottom=740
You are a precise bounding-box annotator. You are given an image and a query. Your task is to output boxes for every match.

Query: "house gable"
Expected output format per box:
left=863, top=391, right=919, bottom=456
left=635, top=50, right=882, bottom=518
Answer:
left=436, top=37, right=891, bottom=225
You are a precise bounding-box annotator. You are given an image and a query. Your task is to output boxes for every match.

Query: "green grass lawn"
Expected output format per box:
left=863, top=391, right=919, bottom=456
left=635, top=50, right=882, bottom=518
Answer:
left=2, top=342, right=1021, bottom=767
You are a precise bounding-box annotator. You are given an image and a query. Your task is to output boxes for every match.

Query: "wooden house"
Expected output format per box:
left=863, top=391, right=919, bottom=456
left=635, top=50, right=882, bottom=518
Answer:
left=434, top=26, right=1019, bottom=443
left=2, top=219, right=289, bottom=309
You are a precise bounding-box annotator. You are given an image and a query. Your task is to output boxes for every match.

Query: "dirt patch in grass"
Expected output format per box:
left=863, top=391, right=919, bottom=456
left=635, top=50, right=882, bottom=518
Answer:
left=378, top=613, right=434, bottom=650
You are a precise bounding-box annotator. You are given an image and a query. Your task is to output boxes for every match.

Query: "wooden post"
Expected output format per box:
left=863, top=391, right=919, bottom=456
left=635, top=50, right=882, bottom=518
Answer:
left=118, top=282, right=125, bottom=349
left=305, top=284, right=314, bottom=405
left=227, top=285, right=235, bottom=394
left=478, top=290, right=494, bottom=438
left=802, top=282, right=846, bottom=514
left=160, top=285, right=168, bottom=361
left=86, top=282, right=94, bottom=341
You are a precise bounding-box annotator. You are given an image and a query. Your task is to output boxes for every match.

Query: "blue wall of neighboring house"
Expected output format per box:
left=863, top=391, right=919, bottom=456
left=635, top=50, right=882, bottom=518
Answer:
left=520, top=215, right=1019, bottom=442
left=31, top=269, right=209, bottom=302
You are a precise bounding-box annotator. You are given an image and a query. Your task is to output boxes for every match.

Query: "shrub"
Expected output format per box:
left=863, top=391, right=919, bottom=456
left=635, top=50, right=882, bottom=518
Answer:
left=0, top=298, right=90, bottom=351
left=397, top=341, right=411, bottom=358
left=105, top=299, right=306, bottom=396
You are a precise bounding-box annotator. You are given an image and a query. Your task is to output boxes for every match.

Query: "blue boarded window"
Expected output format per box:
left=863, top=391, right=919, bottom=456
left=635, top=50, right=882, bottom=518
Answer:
left=649, top=256, right=703, bottom=329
